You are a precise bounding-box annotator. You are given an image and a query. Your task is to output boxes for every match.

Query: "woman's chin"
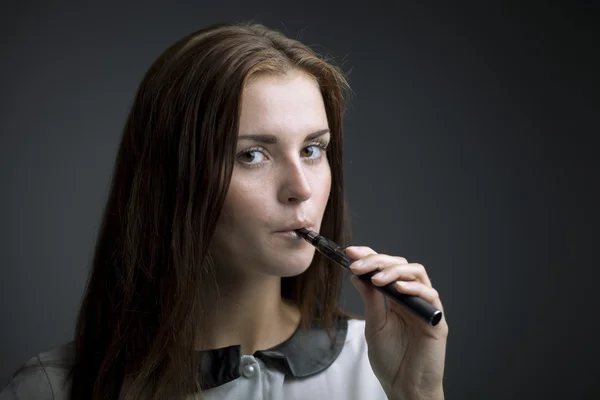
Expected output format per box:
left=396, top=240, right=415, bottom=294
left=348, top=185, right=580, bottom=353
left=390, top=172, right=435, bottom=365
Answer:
left=269, top=252, right=315, bottom=278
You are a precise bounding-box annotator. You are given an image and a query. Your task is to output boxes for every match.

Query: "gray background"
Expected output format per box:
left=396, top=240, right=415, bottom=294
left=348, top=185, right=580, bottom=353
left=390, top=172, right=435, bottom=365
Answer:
left=1, top=1, right=598, bottom=399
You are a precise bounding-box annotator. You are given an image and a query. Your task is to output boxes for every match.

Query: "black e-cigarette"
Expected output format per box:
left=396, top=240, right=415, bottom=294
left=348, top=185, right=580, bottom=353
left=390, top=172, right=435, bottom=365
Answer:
left=295, top=228, right=443, bottom=326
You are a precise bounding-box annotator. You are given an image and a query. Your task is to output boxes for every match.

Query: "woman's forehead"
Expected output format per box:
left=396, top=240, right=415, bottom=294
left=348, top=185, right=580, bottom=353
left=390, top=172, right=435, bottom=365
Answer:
left=238, top=72, right=328, bottom=139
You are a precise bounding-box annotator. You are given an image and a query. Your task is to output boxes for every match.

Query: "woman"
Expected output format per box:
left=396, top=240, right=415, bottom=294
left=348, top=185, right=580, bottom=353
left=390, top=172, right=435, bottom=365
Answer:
left=1, top=21, right=448, bottom=400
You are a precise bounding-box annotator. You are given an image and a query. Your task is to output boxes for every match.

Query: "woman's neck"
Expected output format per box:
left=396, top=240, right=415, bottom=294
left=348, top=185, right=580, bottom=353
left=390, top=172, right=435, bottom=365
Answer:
left=198, top=274, right=301, bottom=355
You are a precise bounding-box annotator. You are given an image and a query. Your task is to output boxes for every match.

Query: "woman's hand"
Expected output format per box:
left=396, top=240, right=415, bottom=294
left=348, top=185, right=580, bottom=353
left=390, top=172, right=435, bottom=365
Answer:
left=347, top=246, right=448, bottom=400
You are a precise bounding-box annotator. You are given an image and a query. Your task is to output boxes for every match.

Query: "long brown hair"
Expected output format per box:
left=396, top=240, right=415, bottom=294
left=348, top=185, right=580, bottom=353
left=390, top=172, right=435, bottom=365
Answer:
left=68, top=21, right=354, bottom=399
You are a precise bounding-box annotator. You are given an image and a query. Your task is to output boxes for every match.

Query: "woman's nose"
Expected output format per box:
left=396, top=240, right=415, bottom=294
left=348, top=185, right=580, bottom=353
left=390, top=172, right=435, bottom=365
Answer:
left=277, top=161, right=312, bottom=204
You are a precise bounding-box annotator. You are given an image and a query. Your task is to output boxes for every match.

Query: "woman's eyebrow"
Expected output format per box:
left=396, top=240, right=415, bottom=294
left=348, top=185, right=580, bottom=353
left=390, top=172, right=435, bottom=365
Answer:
left=237, top=128, right=330, bottom=144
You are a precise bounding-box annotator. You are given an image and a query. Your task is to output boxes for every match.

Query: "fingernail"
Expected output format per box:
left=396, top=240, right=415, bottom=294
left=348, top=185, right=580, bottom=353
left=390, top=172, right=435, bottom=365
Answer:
left=350, top=260, right=364, bottom=271
left=372, top=270, right=387, bottom=280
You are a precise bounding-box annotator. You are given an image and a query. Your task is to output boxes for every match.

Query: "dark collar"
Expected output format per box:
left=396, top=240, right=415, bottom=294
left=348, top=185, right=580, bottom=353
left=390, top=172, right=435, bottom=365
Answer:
left=196, top=316, right=349, bottom=390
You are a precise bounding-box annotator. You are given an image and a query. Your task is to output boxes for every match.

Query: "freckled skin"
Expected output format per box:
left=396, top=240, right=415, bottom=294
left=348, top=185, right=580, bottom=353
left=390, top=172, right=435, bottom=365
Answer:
left=209, top=71, right=332, bottom=280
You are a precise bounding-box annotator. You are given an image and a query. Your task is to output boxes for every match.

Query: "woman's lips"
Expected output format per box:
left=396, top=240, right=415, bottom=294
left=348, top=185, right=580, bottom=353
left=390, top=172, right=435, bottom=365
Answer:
left=274, top=230, right=302, bottom=239
left=274, top=226, right=314, bottom=239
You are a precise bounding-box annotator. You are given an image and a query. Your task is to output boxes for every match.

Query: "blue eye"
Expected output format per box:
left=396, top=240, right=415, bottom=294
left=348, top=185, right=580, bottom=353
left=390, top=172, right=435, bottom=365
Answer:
left=238, top=149, right=266, bottom=165
left=302, top=141, right=330, bottom=162
left=302, top=145, right=323, bottom=159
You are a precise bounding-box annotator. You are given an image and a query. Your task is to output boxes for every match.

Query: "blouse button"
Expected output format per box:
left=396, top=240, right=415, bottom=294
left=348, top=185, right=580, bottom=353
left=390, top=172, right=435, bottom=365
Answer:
left=242, top=364, right=255, bottom=378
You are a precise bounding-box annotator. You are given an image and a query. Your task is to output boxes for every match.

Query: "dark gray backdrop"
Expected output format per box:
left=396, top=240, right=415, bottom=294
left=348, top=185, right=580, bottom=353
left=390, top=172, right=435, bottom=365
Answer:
left=1, top=1, right=598, bottom=399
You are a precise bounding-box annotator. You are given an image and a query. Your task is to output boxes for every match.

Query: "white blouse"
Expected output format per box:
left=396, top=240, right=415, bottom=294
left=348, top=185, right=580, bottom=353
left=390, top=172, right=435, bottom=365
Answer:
left=1, top=318, right=388, bottom=399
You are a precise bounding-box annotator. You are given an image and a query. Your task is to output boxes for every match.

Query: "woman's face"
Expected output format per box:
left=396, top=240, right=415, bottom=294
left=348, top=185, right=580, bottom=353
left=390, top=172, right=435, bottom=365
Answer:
left=209, top=70, right=332, bottom=280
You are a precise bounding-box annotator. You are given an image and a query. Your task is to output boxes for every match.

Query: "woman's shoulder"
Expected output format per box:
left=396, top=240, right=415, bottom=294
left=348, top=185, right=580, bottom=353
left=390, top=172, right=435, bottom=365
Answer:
left=0, top=341, right=75, bottom=400
left=343, top=317, right=368, bottom=353
left=346, top=317, right=366, bottom=336
left=328, top=317, right=370, bottom=370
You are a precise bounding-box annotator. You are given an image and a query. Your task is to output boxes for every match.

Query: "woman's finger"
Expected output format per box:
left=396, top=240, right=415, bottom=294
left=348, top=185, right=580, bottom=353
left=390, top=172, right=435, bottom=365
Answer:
left=394, top=280, right=441, bottom=308
left=348, top=253, right=408, bottom=274
left=344, top=246, right=377, bottom=258
left=369, top=262, right=431, bottom=287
